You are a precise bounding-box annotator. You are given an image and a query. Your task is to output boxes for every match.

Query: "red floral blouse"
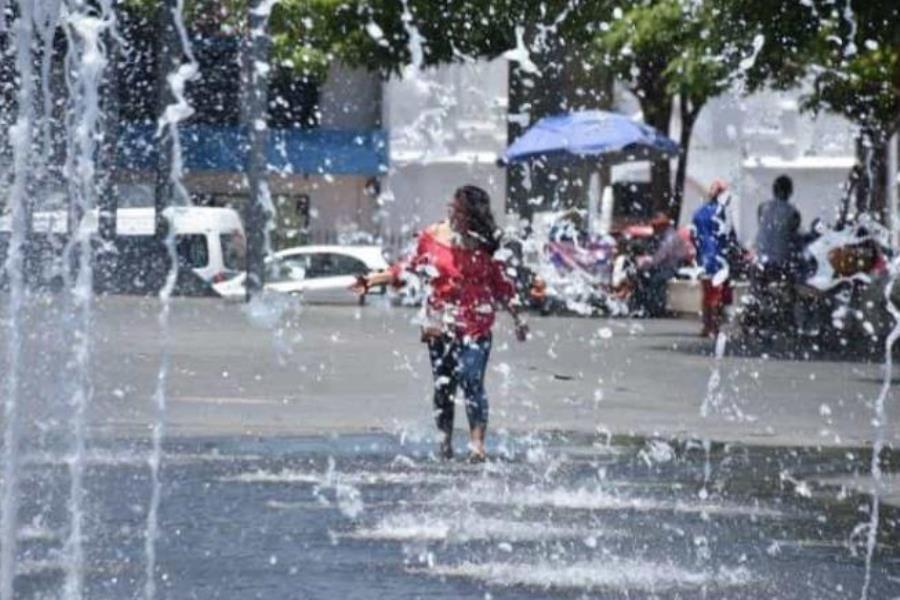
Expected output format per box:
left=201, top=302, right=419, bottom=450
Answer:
left=390, top=228, right=514, bottom=339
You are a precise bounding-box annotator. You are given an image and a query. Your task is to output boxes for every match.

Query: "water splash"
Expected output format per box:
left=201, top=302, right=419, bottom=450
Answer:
left=144, top=1, right=198, bottom=598
left=399, top=0, right=424, bottom=73
left=247, top=0, right=278, bottom=266
left=0, top=2, right=35, bottom=597
left=503, top=26, right=540, bottom=76
left=424, top=559, right=753, bottom=592
left=432, top=479, right=782, bottom=517
left=350, top=513, right=609, bottom=543
left=33, top=0, right=62, bottom=190
left=700, top=332, right=728, bottom=418
left=737, top=33, right=765, bottom=73
left=841, top=1, right=858, bottom=57
left=60, top=5, right=113, bottom=598
left=859, top=259, right=899, bottom=600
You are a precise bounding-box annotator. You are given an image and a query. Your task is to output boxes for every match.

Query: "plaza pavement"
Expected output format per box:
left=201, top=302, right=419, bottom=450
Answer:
left=6, top=293, right=899, bottom=503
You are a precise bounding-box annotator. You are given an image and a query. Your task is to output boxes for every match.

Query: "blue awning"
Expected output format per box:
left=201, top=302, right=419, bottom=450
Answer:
left=118, top=124, right=389, bottom=177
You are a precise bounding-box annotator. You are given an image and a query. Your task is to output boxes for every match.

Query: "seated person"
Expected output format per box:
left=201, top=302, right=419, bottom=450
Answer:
left=633, top=213, right=693, bottom=317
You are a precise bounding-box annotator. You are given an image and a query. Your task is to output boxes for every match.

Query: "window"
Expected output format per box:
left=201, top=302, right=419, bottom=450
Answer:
left=220, top=231, right=246, bottom=272
left=307, top=253, right=367, bottom=278
left=267, top=256, right=309, bottom=283
left=176, top=235, right=209, bottom=269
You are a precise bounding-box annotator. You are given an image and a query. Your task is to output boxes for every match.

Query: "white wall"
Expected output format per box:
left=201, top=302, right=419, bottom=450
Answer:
left=383, top=58, right=508, bottom=158
left=378, top=160, right=506, bottom=235
left=379, top=58, right=861, bottom=246
left=318, top=64, right=382, bottom=130
left=738, top=157, right=854, bottom=245
left=380, top=58, right=509, bottom=234
left=670, top=84, right=858, bottom=245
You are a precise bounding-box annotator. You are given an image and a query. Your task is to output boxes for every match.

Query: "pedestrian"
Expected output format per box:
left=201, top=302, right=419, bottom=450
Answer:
left=755, top=174, right=802, bottom=282
left=633, top=213, right=692, bottom=317
left=354, top=185, right=528, bottom=462
left=691, top=180, right=737, bottom=337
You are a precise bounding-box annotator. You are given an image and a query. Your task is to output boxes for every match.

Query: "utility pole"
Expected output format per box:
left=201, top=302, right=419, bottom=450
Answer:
left=241, top=0, right=273, bottom=298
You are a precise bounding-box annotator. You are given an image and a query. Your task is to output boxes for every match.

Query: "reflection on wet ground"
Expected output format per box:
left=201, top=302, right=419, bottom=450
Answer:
left=14, top=433, right=900, bottom=599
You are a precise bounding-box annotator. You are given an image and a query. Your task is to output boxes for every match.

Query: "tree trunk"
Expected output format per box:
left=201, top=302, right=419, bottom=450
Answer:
left=504, top=60, right=531, bottom=219
left=854, top=129, right=889, bottom=223
left=673, top=99, right=700, bottom=224
left=639, top=93, right=673, bottom=217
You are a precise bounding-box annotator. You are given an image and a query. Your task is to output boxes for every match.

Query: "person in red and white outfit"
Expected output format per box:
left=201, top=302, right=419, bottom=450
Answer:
left=355, top=185, right=527, bottom=462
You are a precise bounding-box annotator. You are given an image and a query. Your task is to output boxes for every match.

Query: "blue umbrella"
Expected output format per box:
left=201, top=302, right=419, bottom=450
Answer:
left=501, top=110, right=679, bottom=165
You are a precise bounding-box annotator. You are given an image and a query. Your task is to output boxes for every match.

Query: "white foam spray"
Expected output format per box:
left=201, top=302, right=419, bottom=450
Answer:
left=60, top=3, right=113, bottom=597
left=0, top=2, right=35, bottom=597
left=144, top=2, right=198, bottom=598
left=859, top=259, right=899, bottom=600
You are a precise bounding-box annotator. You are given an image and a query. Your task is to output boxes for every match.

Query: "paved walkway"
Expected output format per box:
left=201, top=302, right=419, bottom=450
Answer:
left=5, top=294, right=898, bottom=504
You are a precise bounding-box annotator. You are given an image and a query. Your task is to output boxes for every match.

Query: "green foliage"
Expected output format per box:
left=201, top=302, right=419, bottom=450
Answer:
left=713, top=0, right=820, bottom=92
left=706, top=0, right=898, bottom=136
left=121, top=0, right=614, bottom=82
left=593, top=0, right=783, bottom=117
left=595, top=0, right=683, bottom=99
left=305, top=0, right=610, bottom=75
left=799, top=0, right=900, bottom=136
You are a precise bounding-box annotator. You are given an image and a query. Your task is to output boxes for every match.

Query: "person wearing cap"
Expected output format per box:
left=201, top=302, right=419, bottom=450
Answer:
left=634, top=212, right=692, bottom=317
left=691, top=180, right=737, bottom=337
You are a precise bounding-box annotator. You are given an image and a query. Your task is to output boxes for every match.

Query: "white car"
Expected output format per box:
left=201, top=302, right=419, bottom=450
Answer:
left=214, top=244, right=390, bottom=304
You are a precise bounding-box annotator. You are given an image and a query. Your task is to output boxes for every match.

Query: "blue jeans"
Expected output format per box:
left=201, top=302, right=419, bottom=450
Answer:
left=427, top=334, right=491, bottom=435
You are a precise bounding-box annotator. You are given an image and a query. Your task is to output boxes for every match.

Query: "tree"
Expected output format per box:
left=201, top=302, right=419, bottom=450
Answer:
left=723, top=0, right=898, bottom=220
left=594, top=0, right=783, bottom=221
left=301, top=0, right=617, bottom=216
left=124, top=0, right=621, bottom=218
left=594, top=1, right=682, bottom=216
left=799, top=0, right=900, bottom=219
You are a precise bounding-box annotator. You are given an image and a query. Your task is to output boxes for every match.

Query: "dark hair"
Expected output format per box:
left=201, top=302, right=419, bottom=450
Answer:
left=773, top=175, right=793, bottom=200
left=453, top=185, right=500, bottom=253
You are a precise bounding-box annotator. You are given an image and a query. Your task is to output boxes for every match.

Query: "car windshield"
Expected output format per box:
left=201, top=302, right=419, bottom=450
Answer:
left=307, top=253, right=368, bottom=278
left=176, top=234, right=209, bottom=269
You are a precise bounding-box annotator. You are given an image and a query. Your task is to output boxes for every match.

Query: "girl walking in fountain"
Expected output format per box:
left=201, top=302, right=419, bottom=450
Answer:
left=354, top=185, right=527, bottom=462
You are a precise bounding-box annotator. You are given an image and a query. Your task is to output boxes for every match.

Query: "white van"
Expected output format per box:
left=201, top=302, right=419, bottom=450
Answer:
left=0, top=205, right=246, bottom=285
left=111, top=206, right=246, bottom=283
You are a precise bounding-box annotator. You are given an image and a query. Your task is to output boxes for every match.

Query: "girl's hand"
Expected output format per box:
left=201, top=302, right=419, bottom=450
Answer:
left=350, top=275, right=369, bottom=295
left=514, top=321, right=529, bottom=342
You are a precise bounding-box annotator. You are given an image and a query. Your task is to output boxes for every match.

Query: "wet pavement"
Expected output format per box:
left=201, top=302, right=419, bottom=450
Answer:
left=7, top=295, right=897, bottom=452
left=2, top=295, right=899, bottom=597
left=13, top=433, right=900, bottom=599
